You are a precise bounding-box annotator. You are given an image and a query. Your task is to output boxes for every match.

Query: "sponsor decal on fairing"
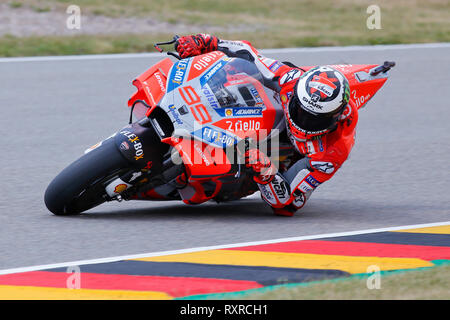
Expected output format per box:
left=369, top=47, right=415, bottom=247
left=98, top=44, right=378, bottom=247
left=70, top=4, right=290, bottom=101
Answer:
left=234, top=108, right=263, bottom=116
left=120, top=141, right=130, bottom=150
left=214, top=107, right=263, bottom=118
left=225, top=119, right=261, bottom=132
left=249, top=87, right=264, bottom=105
left=168, top=104, right=183, bottom=125
left=193, top=53, right=220, bottom=70
left=154, top=72, right=166, bottom=93
left=193, top=142, right=211, bottom=166
left=105, top=177, right=132, bottom=197
left=191, top=126, right=236, bottom=148
left=120, top=130, right=144, bottom=160
left=199, top=60, right=226, bottom=87
left=167, top=59, right=189, bottom=92
left=201, top=85, right=220, bottom=109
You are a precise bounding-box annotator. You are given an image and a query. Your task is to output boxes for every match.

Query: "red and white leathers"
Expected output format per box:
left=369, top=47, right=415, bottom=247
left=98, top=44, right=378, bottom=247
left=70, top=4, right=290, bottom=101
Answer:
left=176, top=35, right=359, bottom=216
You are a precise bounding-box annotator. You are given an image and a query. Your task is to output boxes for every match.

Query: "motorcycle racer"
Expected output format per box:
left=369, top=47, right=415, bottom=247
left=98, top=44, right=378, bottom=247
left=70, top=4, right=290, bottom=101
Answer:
left=174, top=34, right=356, bottom=217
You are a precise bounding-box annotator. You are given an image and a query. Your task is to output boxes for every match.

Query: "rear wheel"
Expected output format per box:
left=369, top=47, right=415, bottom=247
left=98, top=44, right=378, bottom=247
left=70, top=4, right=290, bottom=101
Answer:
left=44, top=138, right=130, bottom=215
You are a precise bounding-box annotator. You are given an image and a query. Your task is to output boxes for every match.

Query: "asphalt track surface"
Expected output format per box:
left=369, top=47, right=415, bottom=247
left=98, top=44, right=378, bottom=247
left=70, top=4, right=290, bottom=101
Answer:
left=1, top=44, right=449, bottom=270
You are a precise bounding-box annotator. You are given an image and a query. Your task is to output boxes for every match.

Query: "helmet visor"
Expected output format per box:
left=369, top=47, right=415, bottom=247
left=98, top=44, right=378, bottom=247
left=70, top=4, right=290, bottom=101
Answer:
left=288, top=96, right=341, bottom=133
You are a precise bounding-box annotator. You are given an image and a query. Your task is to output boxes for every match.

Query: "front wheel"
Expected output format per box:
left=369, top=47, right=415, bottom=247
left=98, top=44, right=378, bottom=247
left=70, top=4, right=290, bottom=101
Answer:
left=44, top=138, right=130, bottom=215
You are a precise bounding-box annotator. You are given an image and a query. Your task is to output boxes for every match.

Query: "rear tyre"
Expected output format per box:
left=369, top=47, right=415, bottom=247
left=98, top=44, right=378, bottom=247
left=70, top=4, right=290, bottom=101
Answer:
left=44, top=138, right=130, bottom=215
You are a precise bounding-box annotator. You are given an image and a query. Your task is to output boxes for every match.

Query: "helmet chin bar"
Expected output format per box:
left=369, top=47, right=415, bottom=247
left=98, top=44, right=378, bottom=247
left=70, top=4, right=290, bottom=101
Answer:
left=287, top=97, right=335, bottom=137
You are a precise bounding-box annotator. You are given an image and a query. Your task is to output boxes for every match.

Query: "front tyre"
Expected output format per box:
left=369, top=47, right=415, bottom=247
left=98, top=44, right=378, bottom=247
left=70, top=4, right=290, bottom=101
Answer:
left=44, top=138, right=129, bottom=215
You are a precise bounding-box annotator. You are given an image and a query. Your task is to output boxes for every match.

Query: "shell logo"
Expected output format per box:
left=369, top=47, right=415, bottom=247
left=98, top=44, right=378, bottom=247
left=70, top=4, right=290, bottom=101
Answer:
left=225, top=109, right=233, bottom=117
left=114, top=184, right=128, bottom=194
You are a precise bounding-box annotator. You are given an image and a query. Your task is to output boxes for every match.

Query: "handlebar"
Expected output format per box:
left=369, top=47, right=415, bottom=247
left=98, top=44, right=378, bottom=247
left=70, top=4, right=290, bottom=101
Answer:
left=154, top=35, right=182, bottom=60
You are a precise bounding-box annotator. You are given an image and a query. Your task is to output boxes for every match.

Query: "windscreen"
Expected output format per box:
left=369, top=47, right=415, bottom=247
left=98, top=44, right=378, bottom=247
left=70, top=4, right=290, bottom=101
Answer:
left=203, top=58, right=266, bottom=110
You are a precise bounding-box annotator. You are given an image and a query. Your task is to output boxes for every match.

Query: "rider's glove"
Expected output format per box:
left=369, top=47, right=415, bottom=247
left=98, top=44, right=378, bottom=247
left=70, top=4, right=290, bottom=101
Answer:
left=175, top=34, right=218, bottom=58
left=245, top=149, right=277, bottom=185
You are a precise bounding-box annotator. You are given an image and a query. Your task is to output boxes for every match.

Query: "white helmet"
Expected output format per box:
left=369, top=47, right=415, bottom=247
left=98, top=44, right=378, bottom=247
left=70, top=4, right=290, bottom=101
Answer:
left=286, top=66, right=350, bottom=140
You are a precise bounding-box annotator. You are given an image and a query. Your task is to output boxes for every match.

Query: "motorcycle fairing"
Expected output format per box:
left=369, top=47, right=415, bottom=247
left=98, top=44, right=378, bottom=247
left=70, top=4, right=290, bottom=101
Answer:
left=163, top=136, right=232, bottom=178
left=332, top=64, right=389, bottom=110
left=186, top=51, right=226, bottom=82
left=128, top=57, right=173, bottom=119
left=162, top=135, right=236, bottom=204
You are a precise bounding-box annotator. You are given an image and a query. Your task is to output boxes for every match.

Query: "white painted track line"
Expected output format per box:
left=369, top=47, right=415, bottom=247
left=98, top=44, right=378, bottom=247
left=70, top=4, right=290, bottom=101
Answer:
left=0, top=220, right=448, bottom=276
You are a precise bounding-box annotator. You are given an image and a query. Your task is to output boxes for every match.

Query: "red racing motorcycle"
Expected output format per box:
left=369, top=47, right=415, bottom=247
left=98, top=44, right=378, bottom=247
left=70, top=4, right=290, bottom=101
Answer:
left=44, top=42, right=394, bottom=215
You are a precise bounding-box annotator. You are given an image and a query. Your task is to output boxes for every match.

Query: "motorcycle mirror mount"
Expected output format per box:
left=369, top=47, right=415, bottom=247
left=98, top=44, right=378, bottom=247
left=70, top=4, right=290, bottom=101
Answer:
left=129, top=99, right=151, bottom=124
left=154, top=35, right=182, bottom=60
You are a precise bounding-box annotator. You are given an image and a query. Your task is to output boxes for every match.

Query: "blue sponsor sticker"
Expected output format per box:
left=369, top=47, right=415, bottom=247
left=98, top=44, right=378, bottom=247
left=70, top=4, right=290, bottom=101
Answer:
left=269, top=61, right=283, bottom=72
left=249, top=87, right=264, bottom=104
left=201, top=86, right=220, bottom=109
left=167, top=59, right=190, bottom=92
left=215, top=107, right=263, bottom=117
left=168, top=104, right=183, bottom=125
left=192, top=126, right=236, bottom=147
left=199, top=60, right=226, bottom=87
left=318, top=137, right=324, bottom=152
left=305, top=175, right=321, bottom=188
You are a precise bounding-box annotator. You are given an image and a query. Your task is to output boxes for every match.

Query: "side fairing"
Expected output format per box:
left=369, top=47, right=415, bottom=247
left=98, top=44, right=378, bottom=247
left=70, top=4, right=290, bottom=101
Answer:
left=128, top=57, right=173, bottom=119
left=330, top=64, right=389, bottom=110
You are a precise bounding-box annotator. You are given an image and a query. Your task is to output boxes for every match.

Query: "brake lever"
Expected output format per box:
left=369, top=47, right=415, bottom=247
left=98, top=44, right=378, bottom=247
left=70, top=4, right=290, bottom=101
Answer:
left=154, top=35, right=182, bottom=60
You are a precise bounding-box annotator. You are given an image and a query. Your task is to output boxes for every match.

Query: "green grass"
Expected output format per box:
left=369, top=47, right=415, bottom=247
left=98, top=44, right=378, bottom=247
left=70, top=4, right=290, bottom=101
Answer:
left=1, top=0, right=449, bottom=56
left=31, top=6, right=51, bottom=13
left=0, top=34, right=155, bottom=57
left=228, top=263, right=450, bottom=300
left=9, top=1, right=23, bottom=8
